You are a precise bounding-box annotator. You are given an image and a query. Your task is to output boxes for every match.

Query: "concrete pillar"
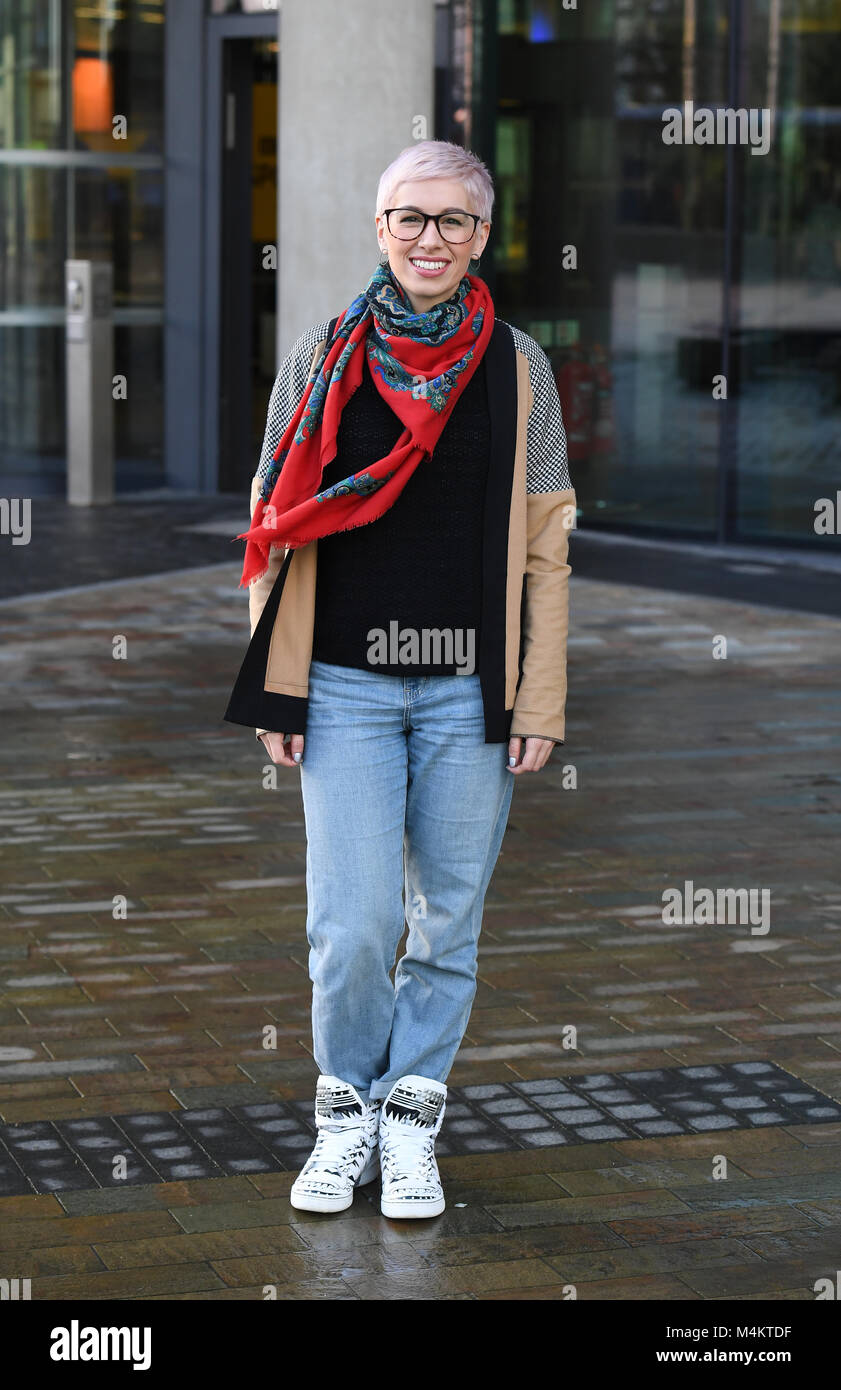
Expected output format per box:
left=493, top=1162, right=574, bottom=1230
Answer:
left=277, top=0, right=437, bottom=352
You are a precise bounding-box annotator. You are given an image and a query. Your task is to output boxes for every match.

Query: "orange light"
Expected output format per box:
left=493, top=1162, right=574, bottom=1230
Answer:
left=72, top=57, right=114, bottom=133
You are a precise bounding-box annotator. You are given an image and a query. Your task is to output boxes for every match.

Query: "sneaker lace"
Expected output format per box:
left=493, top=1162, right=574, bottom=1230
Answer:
left=380, top=1123, right=435, bottom=1183
left=306, top=1113, right=375, bottom=1177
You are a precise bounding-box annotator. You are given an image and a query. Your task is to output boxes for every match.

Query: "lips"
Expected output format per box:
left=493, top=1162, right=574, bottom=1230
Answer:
left=409, top=258, right=451, bottom=277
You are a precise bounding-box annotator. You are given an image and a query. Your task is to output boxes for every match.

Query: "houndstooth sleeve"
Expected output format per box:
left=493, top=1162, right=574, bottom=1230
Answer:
left=500, top=321, right=572, bottom=495
left=254, top=320, right=334, bottom=487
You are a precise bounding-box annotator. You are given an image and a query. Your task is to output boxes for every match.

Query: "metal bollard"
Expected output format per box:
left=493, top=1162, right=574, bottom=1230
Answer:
left=65, top=260, right=114, bottom=506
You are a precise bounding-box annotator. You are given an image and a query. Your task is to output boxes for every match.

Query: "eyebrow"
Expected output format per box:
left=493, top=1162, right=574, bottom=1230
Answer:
left=398, top=205, right=472, bottom=215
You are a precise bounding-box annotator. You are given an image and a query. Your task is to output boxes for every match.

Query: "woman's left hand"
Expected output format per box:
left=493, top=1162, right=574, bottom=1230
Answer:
left=507, top=736, right=556, bottom=774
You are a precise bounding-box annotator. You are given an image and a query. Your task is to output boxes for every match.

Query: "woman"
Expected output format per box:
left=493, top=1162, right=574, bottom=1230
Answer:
left=225, top=140, right=575, bottom=1220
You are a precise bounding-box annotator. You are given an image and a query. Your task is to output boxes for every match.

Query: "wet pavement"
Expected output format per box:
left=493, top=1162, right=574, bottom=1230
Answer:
left=1, top=558, right=840, bottom=1299
left=0, top=493, right=245, bottom=601
left=3, top=490, right=841, bottom=620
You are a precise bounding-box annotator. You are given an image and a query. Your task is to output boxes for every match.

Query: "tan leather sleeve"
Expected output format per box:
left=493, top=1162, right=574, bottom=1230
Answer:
left=509, top=486, right=576, bottom=744
left=248, top=334, right=329, bottom=742
left=247, top=476, right=289, bottom=743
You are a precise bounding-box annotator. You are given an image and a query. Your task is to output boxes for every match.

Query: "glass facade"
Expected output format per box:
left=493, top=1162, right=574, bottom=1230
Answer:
left=466, top=0, right=841, bottom=547
left=1, top=0, right=837, bottom=544
left=0, top=1, right=164, bottom=495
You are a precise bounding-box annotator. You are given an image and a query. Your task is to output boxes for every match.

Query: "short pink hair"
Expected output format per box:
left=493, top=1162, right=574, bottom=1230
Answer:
left=376, top=140, right=495, bottom=225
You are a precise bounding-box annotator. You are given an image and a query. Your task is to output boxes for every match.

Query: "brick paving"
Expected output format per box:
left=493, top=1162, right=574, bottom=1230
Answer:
left=0, top=562, right=840, bottom=1299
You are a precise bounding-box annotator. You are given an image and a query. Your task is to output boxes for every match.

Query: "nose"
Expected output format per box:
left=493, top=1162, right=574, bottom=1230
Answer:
left=416, top=219, right=448, bottom=253
left=416, top=235, right=448, bottom=256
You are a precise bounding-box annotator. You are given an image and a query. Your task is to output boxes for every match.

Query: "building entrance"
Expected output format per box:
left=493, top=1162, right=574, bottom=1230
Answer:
left=217, top=35, right=278, bottom=493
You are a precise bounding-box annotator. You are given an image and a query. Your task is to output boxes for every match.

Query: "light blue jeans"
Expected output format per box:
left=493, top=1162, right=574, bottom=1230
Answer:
left=299, top=658, right=516, bottom=1105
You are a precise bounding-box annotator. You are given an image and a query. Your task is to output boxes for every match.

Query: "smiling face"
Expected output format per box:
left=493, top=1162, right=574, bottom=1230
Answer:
left=375, top=178, right=491, bottom=314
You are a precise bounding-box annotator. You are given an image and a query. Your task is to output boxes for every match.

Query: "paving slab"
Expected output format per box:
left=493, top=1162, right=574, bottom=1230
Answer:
left=0, top=561, right=839, bottom=1299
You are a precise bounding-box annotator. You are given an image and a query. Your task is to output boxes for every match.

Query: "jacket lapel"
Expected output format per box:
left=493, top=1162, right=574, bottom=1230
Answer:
left=478, top=317, right=518, bottom=741
left=223, top=547, right=309, bottom=734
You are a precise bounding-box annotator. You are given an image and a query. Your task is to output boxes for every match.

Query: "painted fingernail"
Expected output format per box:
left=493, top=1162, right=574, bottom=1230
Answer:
left=508, top=756, right=517, bottom=766
left=293, top=752, right=302, bottom=763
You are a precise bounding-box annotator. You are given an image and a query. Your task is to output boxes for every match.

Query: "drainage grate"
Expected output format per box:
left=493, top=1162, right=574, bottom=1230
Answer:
left=0, top=1062, right=838, bottom=1196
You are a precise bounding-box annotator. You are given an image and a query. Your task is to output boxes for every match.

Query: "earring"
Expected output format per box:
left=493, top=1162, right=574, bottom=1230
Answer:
left=378, top=248, right=389, bottom=266
left=469, top=255, right=481, bottom=272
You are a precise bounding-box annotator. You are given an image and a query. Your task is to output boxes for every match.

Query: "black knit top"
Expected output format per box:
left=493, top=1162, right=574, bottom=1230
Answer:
left=310, top=349, right=491, bottom=675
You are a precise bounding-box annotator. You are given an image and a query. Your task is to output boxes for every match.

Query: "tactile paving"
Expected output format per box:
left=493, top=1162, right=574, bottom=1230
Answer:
left=0, top=1062, right=837, bottom=1194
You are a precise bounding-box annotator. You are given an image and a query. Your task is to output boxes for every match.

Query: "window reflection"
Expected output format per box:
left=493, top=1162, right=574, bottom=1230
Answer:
left=735, top=0, right=841, bottom=540
left=0, top=1, right=164, bottom=492
left=476, top=0, right=841, bottom=544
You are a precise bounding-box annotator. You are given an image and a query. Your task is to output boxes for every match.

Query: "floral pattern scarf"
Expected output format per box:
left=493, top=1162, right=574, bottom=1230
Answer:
left=236, top=261, right=494, bottom=588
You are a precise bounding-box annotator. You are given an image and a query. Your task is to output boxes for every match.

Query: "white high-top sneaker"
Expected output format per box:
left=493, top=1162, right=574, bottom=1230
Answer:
left=290, top=1076, right=381, bottom=1213
left=378, top=1074, right=447, bottom=1219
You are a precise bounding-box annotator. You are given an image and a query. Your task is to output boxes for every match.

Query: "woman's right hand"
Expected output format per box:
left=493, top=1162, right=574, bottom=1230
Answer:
left=259, top=732, right=304, bottom=767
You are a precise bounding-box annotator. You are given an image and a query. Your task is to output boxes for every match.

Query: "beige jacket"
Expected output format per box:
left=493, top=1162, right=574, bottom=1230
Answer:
left=224, top=316, right=575, bottom=746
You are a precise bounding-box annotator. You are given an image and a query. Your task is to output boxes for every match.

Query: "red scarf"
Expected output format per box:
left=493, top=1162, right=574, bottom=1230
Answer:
left=236, top=268, right=494, bottom=588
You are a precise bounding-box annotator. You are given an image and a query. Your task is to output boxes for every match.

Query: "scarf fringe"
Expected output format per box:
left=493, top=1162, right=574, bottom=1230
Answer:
left=237, top=495, right=408, bottom=589
left=237, top=539, right=285, bottom=590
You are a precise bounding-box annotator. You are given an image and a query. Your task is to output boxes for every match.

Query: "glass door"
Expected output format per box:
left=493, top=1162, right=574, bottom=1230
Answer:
left=217, top=34, right=278, bottom=493
left=471, top=0, right=841, bottom=546
left=483, top=0, right=732, bottom=536
left=733, top=0, right=841, bottom=546
left=0, top=0, right=164, bottom=496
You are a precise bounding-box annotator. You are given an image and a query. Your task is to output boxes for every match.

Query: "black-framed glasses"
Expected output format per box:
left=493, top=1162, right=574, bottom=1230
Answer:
left=384, top=207, right=482, bottom=245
